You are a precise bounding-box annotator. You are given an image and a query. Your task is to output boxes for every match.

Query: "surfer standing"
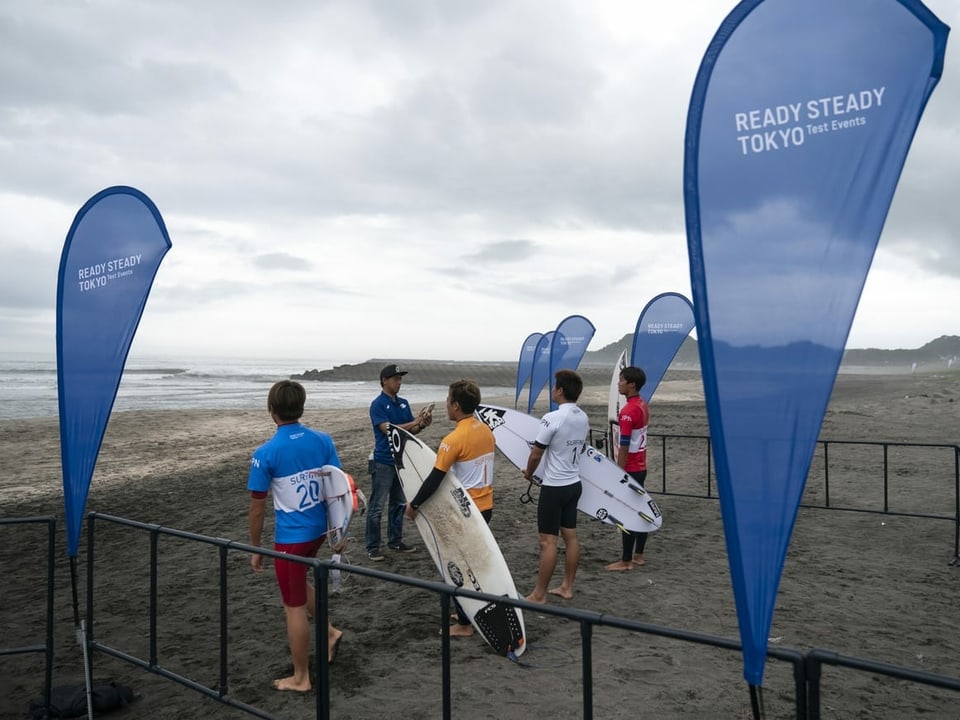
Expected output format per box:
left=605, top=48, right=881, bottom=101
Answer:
left=523, top=369, right=589, bottom=603
left=366, top=363, right=432, bottom=560
left=246, top=380, right=344, bottom=691
left=605, top=366, right=651, bottom=571
left=406, top=378, right=496, bottom=637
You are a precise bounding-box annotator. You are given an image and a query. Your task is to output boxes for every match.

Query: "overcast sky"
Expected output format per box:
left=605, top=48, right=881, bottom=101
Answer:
left=2, top=0, right=958, bottom=364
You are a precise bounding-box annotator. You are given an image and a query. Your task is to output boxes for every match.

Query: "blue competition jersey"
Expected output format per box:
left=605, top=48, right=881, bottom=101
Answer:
left=370, top=391, right=415, bottom=463
left=247, top=423, right=341, bottom=544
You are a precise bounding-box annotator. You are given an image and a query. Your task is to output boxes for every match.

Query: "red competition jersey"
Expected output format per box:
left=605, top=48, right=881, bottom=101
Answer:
left=618, top=394, right=649, bottom=472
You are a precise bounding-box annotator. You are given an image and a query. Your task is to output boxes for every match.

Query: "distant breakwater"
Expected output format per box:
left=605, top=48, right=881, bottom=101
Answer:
left=291, top=359, right=701, bottom=388
left=292, top=360, right=533, bottom=387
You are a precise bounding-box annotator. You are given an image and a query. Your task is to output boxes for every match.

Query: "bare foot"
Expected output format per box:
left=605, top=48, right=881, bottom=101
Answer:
left=328, top=629, right=343, bottom=664
left=525, top=591, right=546, bottom=604
left=449, top=623, right=475, bottom=637
left=273, top=676, right=311, bottom=692
left=605, top=560, right=633, bottom=572
left=632, top=554, right=647, bottom=566
left=548, top=586, right=573, bottom=600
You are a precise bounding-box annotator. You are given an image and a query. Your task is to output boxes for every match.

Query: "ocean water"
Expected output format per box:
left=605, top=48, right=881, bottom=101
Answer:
left=0, top=354, right=500, bottom=421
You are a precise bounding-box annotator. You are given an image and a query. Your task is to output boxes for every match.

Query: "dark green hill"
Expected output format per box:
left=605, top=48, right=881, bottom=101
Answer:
left=842, top=335, right=960, bottom=366
left=584, top=334, right=960, bottom=370
left=294, top=336, right=960, bottom=385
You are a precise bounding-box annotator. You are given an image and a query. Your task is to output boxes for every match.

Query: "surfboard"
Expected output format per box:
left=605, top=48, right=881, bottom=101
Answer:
left=475, top=404, right=662, bottom=533
left=320, top=465, right=366, bottom=592
left=387, top=426, right=526, bottom=659
left=319, top=464, right=361, bottom=549
left=607, top=349, right=628, bottom=458
left=475, top=403, right=546, bottom=482
left=578, top=444, right=662, bottom=533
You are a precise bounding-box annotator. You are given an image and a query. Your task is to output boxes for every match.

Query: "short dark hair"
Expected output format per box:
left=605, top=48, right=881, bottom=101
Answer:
left=554, top=369, right=583, bottom=402
left=621, top=366, right=646, bottom=389
left=448, top=378, right=481, bottom=414
left=268, top=380, right=306, bottom=421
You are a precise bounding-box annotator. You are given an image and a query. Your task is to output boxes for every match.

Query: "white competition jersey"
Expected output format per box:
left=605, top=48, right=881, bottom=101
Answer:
left=534, top=402, right=589, bottom=487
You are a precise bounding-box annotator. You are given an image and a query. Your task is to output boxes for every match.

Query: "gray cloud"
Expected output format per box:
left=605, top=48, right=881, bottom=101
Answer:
left=474, top=267, right=631, bottom=307
left=148, top=280, right=256, bottom=311
left=0, top=0, right=689, bottom=231
left=463, top=239, right=538, bottom=264
left=0, top=245, right=58, bottom=310
left=254, top=253, right=314, bottom=271
left=0, top=8, right=236, bottom=118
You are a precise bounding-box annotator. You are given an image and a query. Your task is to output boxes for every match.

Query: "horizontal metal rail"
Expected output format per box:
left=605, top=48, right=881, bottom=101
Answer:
left=596, top=429, right=960, bottom=563
left=0, top=516, right=55, bottom=719
left=86, top=511, right=809, bottom=719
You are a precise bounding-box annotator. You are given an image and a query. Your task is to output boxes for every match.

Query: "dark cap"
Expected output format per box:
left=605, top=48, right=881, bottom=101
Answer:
left=379, top=364, right=408, bottom=381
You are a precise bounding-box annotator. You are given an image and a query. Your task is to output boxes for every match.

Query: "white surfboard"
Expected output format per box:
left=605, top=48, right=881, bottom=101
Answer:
left=320, top=465, right=363, bottom=592
left=607, top=350, right=628, bottom=458
left=578, top=444, right=662, bottom=533
left=387, top=426, right=526, bottom=659
left=319, top=464, right=362, bottom=549
left=475, top=404, right=546, bottom=481
left=475, top=404, right=662, bottom=533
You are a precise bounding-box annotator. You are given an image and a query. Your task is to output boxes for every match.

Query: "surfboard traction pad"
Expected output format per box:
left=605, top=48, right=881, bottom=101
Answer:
left=473, top=600, right=525, bottom=657
left=444, top=558, right=524, bottom=657
left=388, top=425, right=526, bottom=658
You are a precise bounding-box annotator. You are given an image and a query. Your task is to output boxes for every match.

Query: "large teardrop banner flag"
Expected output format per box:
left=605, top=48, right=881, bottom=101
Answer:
left=57, top=186, right=172, bottom=557
left=515, top=332, right=543, bottom=409
left=629, top=292, right=696, bottom=404
left=549, top=314, right=595, bottom=410
left=684, top=0, right=947, bottom=690
left=526, top=331, right=554, bottom=415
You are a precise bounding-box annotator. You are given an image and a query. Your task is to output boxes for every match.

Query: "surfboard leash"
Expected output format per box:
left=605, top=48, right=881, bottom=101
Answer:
left=506, top=643, right=577, bottom=669
left=519, top=480, right=539, bottom=505
left=519, top=473, right=545, bottom=504
left=330, top=539, right=357, bottom=593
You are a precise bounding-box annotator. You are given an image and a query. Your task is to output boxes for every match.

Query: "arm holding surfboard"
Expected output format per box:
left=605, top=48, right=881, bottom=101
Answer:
left=406, top=390, right=486, bottom=522
left=405, top=466, right=445, bottom=519
left=521, top=445, right=545, bottom=486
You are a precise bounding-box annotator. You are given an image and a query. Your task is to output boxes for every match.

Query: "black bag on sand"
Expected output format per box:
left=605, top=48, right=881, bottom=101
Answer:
left=30, top=681, right=135, bottom=719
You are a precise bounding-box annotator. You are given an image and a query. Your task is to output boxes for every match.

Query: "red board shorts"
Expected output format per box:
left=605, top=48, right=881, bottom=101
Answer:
left=274, top=537, right=325, bottom=607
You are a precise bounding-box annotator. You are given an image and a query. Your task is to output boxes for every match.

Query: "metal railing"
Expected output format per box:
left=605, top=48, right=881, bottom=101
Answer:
left=0, top=516, right=56, bottom=717
left=84, top=511, right=809, bottom=720
left=805, top=649, right=960, bottom=720
left=85, top=514, right=322, bottom=720
left=595, top=429, right=960, bottom=564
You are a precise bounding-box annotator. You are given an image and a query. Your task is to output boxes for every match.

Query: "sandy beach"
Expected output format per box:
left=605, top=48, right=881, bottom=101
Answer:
left=2, top=370, right=959, bottom=719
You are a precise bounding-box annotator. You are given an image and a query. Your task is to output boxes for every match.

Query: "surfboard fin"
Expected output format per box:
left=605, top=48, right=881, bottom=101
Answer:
left=605, top=512, right=628, bottom=534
